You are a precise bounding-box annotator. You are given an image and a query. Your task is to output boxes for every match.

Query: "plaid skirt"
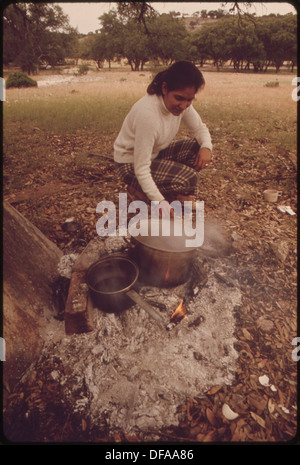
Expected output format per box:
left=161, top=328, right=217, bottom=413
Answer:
left=115, top=138, right=200, bottom=198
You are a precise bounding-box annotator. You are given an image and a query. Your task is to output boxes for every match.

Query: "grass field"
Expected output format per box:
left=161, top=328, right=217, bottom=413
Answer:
left=3, top=68, right=298, bottom=442
left=4, top=70, right=297, bottom=141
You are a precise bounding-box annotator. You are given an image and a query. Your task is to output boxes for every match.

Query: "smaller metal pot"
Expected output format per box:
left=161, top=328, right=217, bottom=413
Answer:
left=86, top=254, right=165, bottom=327
left=86, top=254, right=138, bottom=313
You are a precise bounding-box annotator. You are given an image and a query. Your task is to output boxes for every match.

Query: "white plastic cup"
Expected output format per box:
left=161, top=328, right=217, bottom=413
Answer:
left=263, top=189, right=282, bottom=202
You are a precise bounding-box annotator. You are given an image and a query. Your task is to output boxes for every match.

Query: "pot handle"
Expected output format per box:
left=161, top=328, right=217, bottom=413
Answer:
left=126, top=289, right=165, bottom=329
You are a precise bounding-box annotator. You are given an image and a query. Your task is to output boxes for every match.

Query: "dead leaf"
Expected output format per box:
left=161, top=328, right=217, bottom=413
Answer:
left=268, top=398, right=276, bottom=415
left=230, top=419, right=248, bottom=441
left=257, top=316, right=274, bottom=331
left=113, top=432, right=122, bottom=442
left=257, top=359, right=268, bottom=369
left=207, top=385, right=222, bottom=395
left=277, top=388, right=285, bottom=406
left=247, top=394, right=267, bottom=412
left=203, top=429, right=217, bottom=442
left=206, top=407, right=218, bottom=427
left=81, top=418, right=87, bottom=431
left=124, top=434, right=140, bottom=442
left=250, top=411, right=266, bottom=429
left=186, top=398, right=194, bottom=421
left=242, top=328, right=253, bottom=340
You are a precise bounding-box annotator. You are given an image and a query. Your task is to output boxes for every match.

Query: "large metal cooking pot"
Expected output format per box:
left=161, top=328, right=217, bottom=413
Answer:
left=86, top=254, right=165, bottom=327
left=129, top=218, right=199, bottom=287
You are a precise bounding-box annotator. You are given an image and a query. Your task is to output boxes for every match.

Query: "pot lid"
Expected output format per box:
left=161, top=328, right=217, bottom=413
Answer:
left=130, top=218, right=199, bottom=252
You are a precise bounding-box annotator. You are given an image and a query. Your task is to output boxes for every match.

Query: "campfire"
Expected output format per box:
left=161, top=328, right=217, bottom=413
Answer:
left=51, top=231, right=242, bottom=438
left=5, top=225, right=243, bottom=441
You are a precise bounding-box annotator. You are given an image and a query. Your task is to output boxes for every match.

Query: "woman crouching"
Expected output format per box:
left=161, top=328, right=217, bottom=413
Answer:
left=114, top=61, right=212, bottom=217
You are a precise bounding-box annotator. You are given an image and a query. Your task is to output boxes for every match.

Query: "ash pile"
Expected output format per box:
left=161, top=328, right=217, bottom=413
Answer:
left=5, top=228, right=242, bottom=441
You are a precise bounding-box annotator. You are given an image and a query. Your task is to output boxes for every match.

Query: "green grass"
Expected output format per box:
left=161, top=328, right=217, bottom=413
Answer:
left=4, top=94, right=137, bottom=134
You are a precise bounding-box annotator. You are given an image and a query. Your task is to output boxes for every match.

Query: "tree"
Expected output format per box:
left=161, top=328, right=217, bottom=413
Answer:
left=65, top=31, right=85, bottom=65
left=76, top=34, right=97, bottom=64
left=283, top=14, right=297, bottom=71
left=147, top=13, right=190, bottom=65
left=97, top=10, right=126, bottom=68
left=192, top=19, right=231, bottom=70
left=3, top=3, right=77, bottom=73
left=207, top=9, right=228, bottom=19
left=222, top=16, right=265, bottom=71
left=90, top=34, right=107, bottom=69
left=191, top=12, right=296, bottom=73
left=116, top=1, right=158, bottom=34
left=122, top=21, right=150, bottom=71
left=97, top=4, right=154, bottom=71
left=256, top=14, right=297, bottom=72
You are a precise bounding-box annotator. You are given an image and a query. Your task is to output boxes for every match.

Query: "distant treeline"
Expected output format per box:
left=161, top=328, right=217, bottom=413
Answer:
left=3, top=3, right=297, bottom=74
left=191, top=13, right=297, bottom=72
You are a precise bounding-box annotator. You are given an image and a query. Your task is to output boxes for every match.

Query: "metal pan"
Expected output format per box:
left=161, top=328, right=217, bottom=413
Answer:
left=129, top=218, right=198, bottom=287
left=86, top=254, right=165, bottom=328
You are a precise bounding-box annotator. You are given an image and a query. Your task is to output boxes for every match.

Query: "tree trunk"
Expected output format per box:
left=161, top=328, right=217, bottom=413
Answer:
left=3, top=201, right=63, bottom=391
left=264, top=60, right=270, bottom=72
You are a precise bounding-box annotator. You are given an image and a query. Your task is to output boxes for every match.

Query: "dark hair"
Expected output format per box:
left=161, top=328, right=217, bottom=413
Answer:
left=147, top=61, right=205, bottom=96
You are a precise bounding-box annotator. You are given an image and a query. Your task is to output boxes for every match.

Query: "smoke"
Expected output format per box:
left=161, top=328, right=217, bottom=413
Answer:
left=201, top=219, right=232, bottom=256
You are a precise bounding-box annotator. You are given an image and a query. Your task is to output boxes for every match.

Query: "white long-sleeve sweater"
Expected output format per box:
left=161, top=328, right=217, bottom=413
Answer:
left=114, top=93, right=212, bottom=201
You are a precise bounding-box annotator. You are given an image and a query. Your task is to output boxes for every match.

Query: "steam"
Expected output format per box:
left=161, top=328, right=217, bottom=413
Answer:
left=202, top=219, right=232, bottom=255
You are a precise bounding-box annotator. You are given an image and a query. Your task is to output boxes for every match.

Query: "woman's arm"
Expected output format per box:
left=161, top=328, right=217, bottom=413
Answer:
left=133, top=115, right=165, bottom=202
left=182, top=105, right=212, bottom=152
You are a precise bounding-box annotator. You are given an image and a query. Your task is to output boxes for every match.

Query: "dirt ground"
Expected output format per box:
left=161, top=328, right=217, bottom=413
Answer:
left=3, top=69, right=298, bottom=443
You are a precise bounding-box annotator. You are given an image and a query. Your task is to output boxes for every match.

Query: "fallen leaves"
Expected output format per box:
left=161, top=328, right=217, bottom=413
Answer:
left=178, top=247, right=297, bottom=442
left=179, top=372, right=297, bottom=443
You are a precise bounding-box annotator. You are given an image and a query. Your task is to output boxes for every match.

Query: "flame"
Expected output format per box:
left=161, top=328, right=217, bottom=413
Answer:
left=170, top=299, right=187, bottom=324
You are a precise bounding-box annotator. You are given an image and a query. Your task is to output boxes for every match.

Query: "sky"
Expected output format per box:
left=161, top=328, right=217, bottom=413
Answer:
left=59, top=2, right=297, bottom=34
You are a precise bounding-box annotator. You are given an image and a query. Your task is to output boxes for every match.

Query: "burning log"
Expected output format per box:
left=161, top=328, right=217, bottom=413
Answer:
left=167, top=299, right=187, bottom=330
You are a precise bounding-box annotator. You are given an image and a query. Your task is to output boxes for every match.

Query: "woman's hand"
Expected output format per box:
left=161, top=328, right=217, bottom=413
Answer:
left=193, top=147, right=212, bottom=171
